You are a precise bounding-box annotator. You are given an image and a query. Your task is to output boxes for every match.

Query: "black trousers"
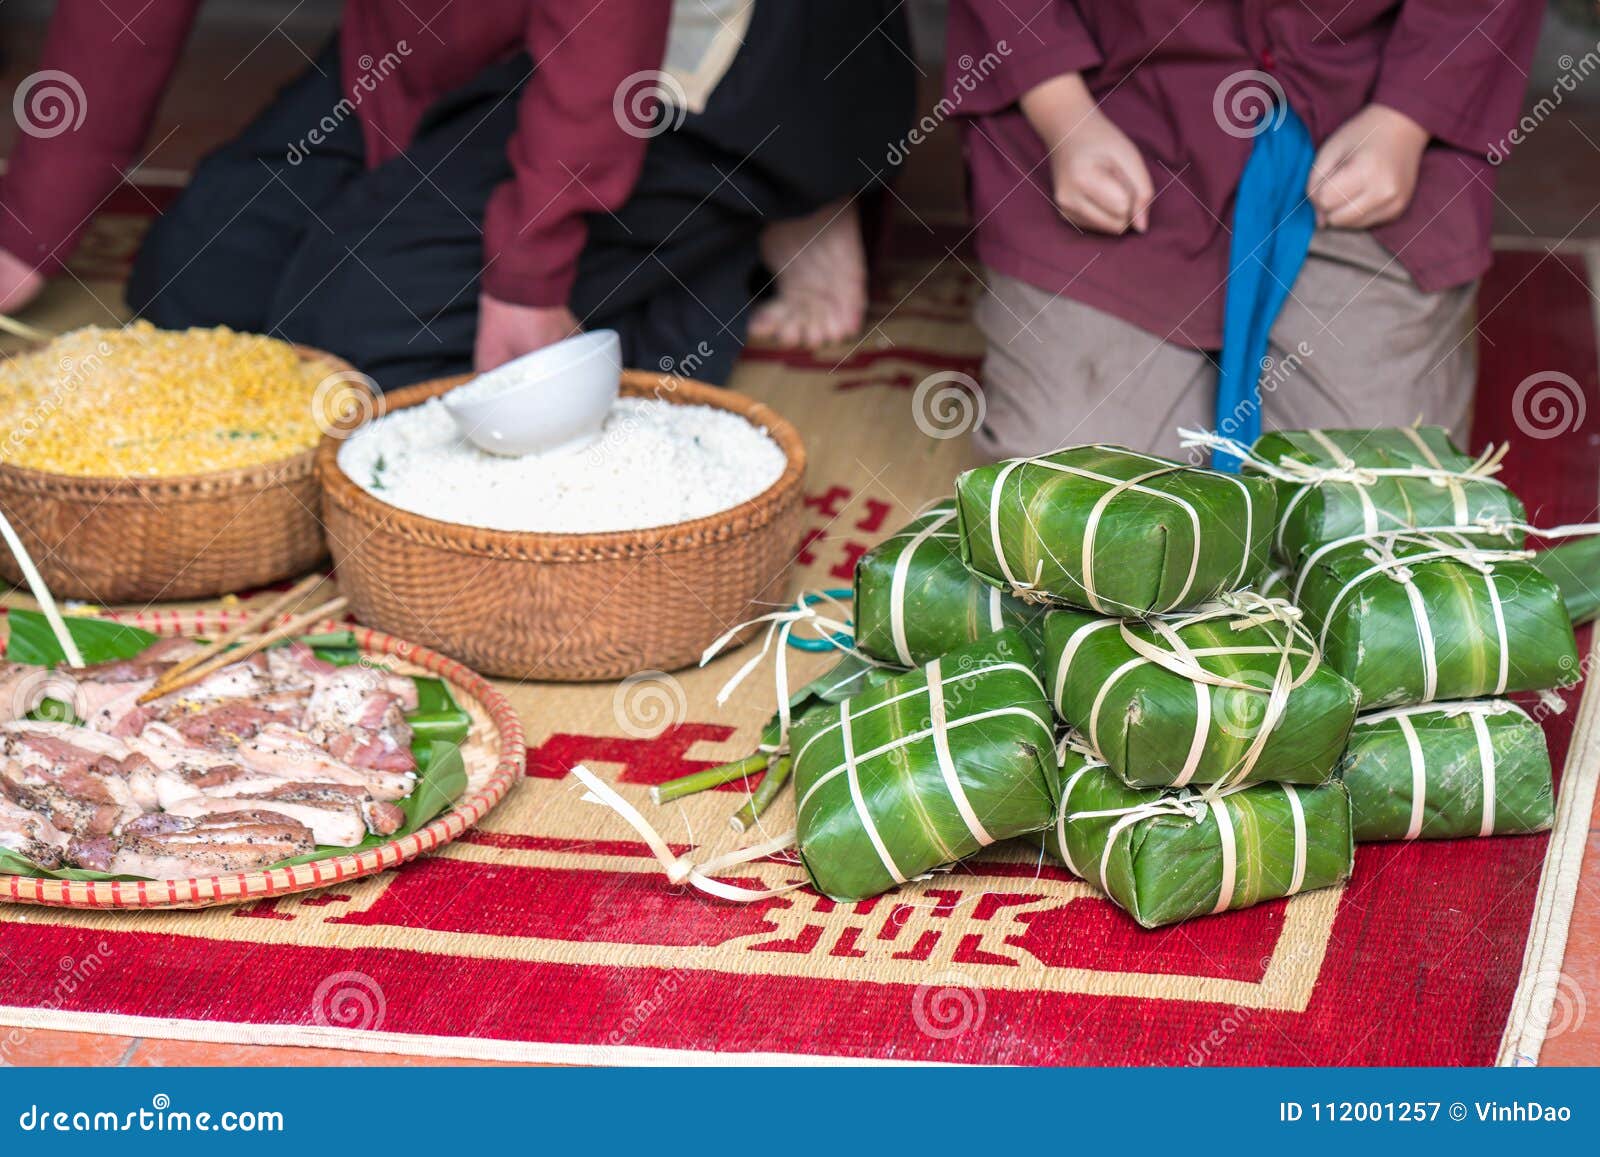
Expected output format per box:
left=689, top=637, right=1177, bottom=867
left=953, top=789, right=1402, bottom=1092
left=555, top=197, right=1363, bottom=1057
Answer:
left=126, top=4, right=913, bottom=390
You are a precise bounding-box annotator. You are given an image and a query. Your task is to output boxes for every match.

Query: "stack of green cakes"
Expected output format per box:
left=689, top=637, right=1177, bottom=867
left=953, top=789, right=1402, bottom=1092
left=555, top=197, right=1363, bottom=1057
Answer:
left=832, top=444, right=1356, bottom=926
left=650, top=432, right=1587, bottom=929
left=1231, top=427, right=1572, bottom=848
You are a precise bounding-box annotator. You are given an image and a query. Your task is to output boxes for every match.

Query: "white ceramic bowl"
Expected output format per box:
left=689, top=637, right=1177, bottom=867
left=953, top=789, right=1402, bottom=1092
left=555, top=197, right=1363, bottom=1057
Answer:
left=443, top=329, right=622, bottom=457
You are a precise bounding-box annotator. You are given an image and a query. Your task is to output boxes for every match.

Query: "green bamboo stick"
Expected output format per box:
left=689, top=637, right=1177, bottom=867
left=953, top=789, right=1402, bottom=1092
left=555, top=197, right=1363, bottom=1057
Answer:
left=730, top=756, right=794, bottom=833
left=650, top=753, right=769, bottom=805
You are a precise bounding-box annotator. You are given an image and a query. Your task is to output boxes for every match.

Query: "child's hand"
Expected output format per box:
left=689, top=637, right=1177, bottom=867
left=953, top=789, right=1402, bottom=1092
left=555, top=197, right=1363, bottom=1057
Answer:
left=1022, top=73, right=1152, bottom=235
left=1307, top=104, right=1429, bottom=230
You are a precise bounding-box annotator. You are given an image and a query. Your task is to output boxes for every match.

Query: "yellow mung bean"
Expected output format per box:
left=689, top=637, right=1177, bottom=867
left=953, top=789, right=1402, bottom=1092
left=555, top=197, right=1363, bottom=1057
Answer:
left=0, top=322, right=360, bottom=477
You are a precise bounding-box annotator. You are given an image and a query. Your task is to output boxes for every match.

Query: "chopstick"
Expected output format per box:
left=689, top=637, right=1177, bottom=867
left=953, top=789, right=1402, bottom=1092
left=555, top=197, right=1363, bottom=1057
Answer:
left=0, top=313, right=54, bottom=344
left=144, top=574, right=324, bottom=698
left=0, top=507, right=82, bottom=668
left=137, top=595, right=348, bottom=704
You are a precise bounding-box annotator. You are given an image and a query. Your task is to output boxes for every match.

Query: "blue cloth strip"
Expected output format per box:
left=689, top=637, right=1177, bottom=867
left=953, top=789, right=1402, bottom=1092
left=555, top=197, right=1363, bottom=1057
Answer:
left=1212, top=103, right=1317, bottom=471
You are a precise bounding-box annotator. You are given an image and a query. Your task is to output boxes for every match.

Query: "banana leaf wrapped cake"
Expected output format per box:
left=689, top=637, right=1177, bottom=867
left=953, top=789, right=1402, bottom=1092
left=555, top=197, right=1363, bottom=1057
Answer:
left=1044, top=595, right=1360, bottom=789
left=1245, top=427, right=1524, bottom=563
left=1339, top=701, right=1554, bottom=841
left=1293, top=530, right=1577, bottom=708
left=854, top=499, right=1046, bottom=666
left=1256, top=563, right=1293, bottom=601
left=791, top=630, right=1058, bottom=901
left=1049, top=744, right=1354, bottom=928
left=954, top=446, right=1276, bottom=615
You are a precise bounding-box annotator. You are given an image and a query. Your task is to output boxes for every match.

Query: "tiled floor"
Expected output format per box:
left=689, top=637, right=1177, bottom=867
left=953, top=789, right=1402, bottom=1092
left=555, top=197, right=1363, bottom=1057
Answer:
left=2, top=4, right=1599, bottom=1066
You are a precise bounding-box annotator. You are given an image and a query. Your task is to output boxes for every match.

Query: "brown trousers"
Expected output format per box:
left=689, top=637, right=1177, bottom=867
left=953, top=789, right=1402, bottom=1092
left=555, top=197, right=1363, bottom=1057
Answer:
left=973, top=230, right=1478, bottom=462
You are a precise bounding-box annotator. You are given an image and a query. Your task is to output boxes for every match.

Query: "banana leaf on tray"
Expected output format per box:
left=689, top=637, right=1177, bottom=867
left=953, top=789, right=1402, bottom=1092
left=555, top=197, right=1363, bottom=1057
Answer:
left=1292, top=531, right=1578, bottom=708
left=1043, top=595, right=1360, bottom=789
left=791, top=629, right=1058, bottom=901
left=1047, top=743, right=1354, bottom=928
left=954, top=445, right=1276, bottom=616
left=1244, top=427, right=1525, bottom=564
left=1339, top=700, right=1555, bottom=841
left=853, top=499, right=1046, bottom=666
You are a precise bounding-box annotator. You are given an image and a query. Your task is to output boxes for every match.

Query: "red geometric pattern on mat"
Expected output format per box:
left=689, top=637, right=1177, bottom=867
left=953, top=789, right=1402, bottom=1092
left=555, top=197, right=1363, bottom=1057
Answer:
left=796, top=484, right=890, bottom=581
left=0, top=251, right=1594, bottom=1065
left=329, top=858, right=789, bottom=945
left=525, top=723, right=753, bottom=790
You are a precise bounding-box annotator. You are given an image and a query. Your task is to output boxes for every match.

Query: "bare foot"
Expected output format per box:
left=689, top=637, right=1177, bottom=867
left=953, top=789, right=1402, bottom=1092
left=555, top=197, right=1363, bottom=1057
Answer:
left=748, top=199, right=867, bottom=349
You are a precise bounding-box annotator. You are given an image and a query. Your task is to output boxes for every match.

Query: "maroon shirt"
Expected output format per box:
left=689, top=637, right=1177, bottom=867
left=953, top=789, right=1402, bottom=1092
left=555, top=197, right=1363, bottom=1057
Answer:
left=0, top=0, right=671, bottom=309
left=946, top=0, right=1542, bottom=349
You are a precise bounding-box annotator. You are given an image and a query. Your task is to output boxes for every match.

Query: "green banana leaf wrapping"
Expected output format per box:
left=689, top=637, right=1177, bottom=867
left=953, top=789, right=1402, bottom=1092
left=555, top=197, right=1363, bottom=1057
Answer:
left=792, top=630, right=1058, bottom=902
left=1257, top=563, right=1293, bottom=602
left=1293, top=531, right=1578, bottom=709
left=1339, top=701, right=1554, bottom=841
left=1043, top=599, right=1360, bottom=788
left=1047, top=750, right=1354, bottom=928
left=853, top=499, right=1046, bottom=666
left=1531, top=535, right=1600, bottom=626
left=763, top=652, right=901, bottom=753
left=1250, top=427, right=1525, bottom=563
left=954, top=446, right=1277, bottom=615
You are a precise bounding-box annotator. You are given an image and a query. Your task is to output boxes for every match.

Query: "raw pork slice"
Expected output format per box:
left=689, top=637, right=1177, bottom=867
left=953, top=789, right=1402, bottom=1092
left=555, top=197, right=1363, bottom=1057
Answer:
left=0, top=787, right=71, bottom=869
left=303, top=665, right=418, bottom=772
left=70, top=809, right=315, bottom=877
left=237, top=725, right=416, bottom=800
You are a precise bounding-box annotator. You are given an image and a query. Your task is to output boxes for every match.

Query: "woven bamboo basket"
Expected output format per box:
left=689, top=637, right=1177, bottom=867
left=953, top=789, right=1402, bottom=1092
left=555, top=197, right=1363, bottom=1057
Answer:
left=318, top=369, right=807, bottom=681
left=0, top=345, right=363, bottom=604
left=0, top=609, right=522, bottom=909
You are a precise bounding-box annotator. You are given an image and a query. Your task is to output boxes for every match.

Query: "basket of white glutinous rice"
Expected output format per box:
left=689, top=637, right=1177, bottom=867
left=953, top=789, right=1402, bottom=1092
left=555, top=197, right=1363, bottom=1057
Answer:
left=318, top=369, right=806, bottom=680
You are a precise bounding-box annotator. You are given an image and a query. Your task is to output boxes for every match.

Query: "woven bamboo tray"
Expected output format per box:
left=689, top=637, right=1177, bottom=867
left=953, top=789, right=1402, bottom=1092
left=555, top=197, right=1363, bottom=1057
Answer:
left=318, top=370, right=807, bottom=682
left=0, top=345, right=362, bottom=604
left=0, top=608, right=524, bottom=909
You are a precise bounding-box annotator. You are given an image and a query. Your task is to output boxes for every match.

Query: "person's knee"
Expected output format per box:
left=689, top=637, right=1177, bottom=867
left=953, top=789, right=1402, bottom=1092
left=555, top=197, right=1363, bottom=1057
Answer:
left=125, top=200, right=203, bottom=320
left=267, top=231, right=476, bottom=391
left=126, top=150, right=274, bottom=326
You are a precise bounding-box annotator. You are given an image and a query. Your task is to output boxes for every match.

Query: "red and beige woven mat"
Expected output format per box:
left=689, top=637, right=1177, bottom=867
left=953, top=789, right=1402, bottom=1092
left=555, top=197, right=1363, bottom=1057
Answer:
left=0, top=215, right=1595, bottom=1065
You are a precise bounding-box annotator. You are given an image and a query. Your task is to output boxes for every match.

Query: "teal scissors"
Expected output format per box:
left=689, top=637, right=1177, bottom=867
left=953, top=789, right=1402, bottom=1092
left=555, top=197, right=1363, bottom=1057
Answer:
left=786, top=588, right=855, bottom=652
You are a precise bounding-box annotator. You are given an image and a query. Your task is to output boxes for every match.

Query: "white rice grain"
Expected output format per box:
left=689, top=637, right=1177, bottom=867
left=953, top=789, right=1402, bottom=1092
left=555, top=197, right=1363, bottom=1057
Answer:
left=337, top=397, right=788, bottom=534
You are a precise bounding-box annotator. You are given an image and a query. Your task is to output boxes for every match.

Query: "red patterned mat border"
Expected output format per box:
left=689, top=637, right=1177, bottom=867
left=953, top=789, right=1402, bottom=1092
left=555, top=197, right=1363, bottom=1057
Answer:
left=0, top=610, right=525, bottom=909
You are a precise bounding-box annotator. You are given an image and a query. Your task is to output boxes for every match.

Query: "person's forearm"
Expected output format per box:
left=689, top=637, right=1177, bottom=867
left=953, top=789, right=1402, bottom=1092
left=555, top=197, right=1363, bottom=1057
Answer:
left=480, top=0, right=672, bottom=308
left=1373, top=0, right=1541, bottom=154
left=1019, top=73, right=1096, bottom=146
left=0, top=0, right=199, bottom=272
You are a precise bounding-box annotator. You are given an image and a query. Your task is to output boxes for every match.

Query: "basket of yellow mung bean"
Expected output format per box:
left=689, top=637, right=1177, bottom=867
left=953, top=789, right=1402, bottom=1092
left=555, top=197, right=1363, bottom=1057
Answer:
left=0, top=323, right=371, bottom=603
